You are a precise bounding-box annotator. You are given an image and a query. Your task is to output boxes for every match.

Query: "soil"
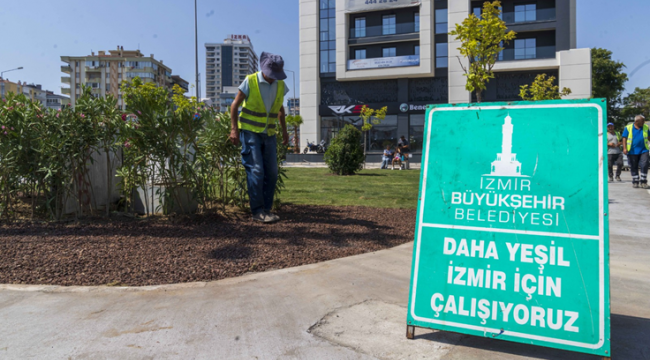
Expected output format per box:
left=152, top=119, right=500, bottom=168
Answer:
left=0, top=205, right=416, bottom=286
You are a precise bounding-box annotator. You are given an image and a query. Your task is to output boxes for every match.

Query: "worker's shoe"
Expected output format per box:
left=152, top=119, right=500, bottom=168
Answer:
left=615, top=176, right=622, bottom=182
left=264, top=211, right=280, bottom=223
left=608, top=176, right=613, bottom=182
left=633, top=183, right=639, bottom=188
left=642, top=183, right=649, bottom=189
left=252, top=212, right=273, bottom=223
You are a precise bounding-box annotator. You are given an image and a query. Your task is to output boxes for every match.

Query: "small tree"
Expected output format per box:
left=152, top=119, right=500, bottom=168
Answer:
left=449, top=1, right=516, bottom=102
left=359, top=105, right=387, bottom=158
left=324, top=125, right=365, bottom=176
left=592, top=48, right=628, bottom=128
left=622, top=87, right=650, bottom=120
left=519, top=74, right=572, bottom=101
left=286, top=114, right=303, bottom=153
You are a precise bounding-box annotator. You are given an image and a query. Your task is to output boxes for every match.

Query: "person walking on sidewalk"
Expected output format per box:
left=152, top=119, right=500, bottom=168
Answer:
left=229, top=52, right=290, bottom=222
left=622, top=115, right=650, bottom=188
left=607, top=123, right=623, bottom=182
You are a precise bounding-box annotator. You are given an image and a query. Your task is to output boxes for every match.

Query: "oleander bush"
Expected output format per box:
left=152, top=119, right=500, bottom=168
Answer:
left=0, top=77, right=285, bottom=221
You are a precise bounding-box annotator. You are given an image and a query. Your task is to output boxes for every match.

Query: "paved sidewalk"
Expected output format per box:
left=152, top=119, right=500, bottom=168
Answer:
left=0, top=172, right=648, bottom=359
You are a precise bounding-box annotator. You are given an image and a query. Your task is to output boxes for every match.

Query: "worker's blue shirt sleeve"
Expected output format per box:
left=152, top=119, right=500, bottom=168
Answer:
left=238, top=78, right=250, bottom=99
left=622, top=128, right=629, bottom=138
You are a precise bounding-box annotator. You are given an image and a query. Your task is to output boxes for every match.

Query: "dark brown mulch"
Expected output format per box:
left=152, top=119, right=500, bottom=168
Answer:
left=0, top=205, right=416, bottom=286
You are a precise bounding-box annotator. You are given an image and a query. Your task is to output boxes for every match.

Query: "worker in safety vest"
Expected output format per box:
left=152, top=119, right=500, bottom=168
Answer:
left=229, top=52, right=290, bottom=222
left=622, top=115, right=650, bottom=188
left=607, top=123, right=623, bottom=182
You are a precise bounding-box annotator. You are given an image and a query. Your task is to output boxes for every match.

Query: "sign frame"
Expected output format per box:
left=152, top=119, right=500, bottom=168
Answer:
left=406, top=99, right=610, bottom=357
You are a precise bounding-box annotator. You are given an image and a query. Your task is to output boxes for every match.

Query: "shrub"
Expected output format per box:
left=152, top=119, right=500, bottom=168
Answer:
left=324, top=125, right=365, bottom=175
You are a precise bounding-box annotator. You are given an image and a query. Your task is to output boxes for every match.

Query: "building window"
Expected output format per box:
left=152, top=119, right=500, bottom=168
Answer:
left=435, top=9, right=448, bottom=34
left=409, top=114, right=424, bottom=152
left=415, top=12, right=420, bottom=32
left=382, top=15, right=396, bottom=35
left=515, top=38, right=536, bottom=59
left=473, top=7, right=481, bottom=18
left=515, top=4, right=536, bottom=22
left=415, top=46, right=420, bottom=56
left=436, top=43, right=448, bottom=68
left=382, top=47, right=396, bottom=58
left=355, top=49, right=367, bottom=59
left=355, top=17, right=366, bottom=37
left=320, top=0, right=336, bottom=73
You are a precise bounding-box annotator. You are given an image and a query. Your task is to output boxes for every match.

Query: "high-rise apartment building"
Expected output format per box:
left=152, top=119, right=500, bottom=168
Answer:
left=61, top=47, right=174, bottom=108
left=299, top=0, right=591, bottom=158
left=205, top=35, right=259, bottom=108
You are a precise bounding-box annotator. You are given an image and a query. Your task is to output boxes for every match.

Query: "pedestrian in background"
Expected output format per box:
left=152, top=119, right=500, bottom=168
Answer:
left=229, top=52, right=290, bottom=222
left=607, top=123, right=623, bottom=182
left=381, top=145, right=392, bottom=169
left=398, top=136, right=410, bottom=170
left=622, top=115, right=650, bottom=188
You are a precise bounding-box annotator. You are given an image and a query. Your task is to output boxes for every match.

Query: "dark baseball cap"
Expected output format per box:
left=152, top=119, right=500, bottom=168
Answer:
left=260, top=52, right=287, bottom=80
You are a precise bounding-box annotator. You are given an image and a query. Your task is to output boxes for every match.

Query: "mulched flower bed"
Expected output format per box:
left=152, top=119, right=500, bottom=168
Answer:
left=0, top=205, right=416, bottom=286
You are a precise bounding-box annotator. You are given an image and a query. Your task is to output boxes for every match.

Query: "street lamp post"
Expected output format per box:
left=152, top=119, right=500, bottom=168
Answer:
left=1, top=66, right=23, bottom=79
left=194, top=0, right=200, bottom=100
left=285, top=69, right=296, bottom=116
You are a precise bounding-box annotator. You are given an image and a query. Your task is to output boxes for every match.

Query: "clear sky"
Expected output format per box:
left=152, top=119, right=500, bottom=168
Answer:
left=0, top=0, right=647, bottom=102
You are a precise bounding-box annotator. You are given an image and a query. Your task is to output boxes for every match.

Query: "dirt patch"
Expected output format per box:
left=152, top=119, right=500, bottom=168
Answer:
left=0, top=205, right=415, bottom=286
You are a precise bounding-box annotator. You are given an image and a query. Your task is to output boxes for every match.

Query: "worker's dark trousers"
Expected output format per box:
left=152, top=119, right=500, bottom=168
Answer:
left=608, top=153, right=623, bottom=178
left=628, top=152, right=649, bottom=184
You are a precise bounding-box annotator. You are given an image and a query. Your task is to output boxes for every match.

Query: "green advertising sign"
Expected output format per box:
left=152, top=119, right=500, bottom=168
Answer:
left=406, top=99, right=610, bottom=357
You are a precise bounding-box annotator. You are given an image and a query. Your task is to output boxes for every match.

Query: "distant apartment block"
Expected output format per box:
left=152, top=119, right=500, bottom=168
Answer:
left=205, top=35, right=259, bottom=109
left=0, top=78, right=68, bottom=108
left=171, top=75, right=190, bottom=94
left=46, top=91, right=70, bottom=110
left=61, top=47, right=175, bottom=108
left=287, top=98, right=300, bottom=115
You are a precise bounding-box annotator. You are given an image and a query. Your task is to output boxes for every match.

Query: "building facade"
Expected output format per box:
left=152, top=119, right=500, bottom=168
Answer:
left=61, top=47, right=174, bottom=108
left=45, top=91, right=70, bottom=110
left=287, top=98, right=301, bottom=115
left=0, top=79, right=67, bottom=108
left=299, top=0, right=590, bottom=154
left=171, top=75, right=190, bottom=94
left=205, top=35, right=259, bottom=110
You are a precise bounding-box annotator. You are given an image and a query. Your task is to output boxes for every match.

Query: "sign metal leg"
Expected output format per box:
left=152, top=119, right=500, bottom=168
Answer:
left=406, top=325, right=415, bottom=340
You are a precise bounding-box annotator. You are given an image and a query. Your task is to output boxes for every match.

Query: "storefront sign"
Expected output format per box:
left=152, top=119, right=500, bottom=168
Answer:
left=407, top=100, right=610, bottom=357
left=346, top=0, right=421, bottom=12
left=348, top=55, right=420, bottom=71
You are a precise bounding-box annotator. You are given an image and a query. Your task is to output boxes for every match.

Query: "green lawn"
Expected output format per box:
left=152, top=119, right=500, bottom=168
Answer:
left=281, top=168, right=420, bottom=209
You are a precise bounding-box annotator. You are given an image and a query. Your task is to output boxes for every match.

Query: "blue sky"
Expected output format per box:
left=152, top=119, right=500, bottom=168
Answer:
left=0, top=0, right=647, bottom=101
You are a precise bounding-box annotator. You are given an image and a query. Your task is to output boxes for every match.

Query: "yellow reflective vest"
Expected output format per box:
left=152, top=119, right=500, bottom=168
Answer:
left=238, top=73, right=285, bottom=136
left=625, top=124, right=650, bottom=152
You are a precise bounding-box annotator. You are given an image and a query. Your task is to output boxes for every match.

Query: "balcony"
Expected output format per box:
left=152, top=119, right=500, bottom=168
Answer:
left=498, top=45, right=556, bottom=62
left=61, top=77, right=71, bottom=84
left=503, top=8, right=556, bottom=25
left=85, top=66, right=102, bottom=72
left=61, top=65, right=72, bottom=74
left=349, top=22, right=418, bottom=39
left=207, top=52, right=215, bottom=57
left=61, top=88, right=71, bottom=95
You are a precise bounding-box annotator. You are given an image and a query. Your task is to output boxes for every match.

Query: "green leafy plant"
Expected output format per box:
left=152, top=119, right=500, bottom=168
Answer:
left=286, top=114, right=303, bottom=153
left=449, top=1, right=516, bottom=103
left=324, top=125, right=365, bottom=176
left=519, top=74, right=572, bottom=101
left=359, top=105, right=387, bottom=159
left=592, top=48, right=628, bottom=128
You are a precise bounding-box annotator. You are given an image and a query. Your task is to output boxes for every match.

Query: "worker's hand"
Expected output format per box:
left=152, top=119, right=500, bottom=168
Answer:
left=282, top=130, right=290, bottom=146
left=623, top=148, right=628, bottom=155
left=229, top=129, right=240, bottom=146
